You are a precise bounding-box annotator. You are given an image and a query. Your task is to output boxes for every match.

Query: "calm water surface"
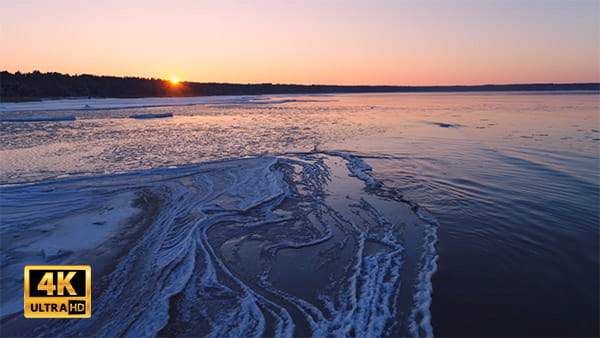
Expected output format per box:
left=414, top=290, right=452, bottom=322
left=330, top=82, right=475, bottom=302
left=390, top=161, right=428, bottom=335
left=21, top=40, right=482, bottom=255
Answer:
left=331, top=93, right=599, bottom=336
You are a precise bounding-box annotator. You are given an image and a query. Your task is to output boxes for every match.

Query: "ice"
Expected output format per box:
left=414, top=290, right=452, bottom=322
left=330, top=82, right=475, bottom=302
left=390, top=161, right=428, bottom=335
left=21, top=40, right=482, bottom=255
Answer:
left=0, top=115, right=76, bottom=122
left=0, top=153, right=438, bottom=337
left=0, top=95, right=331, bottom=113
left=41, top=247, right=71, bottom=260
left=129, top=113, right=173, bottom=119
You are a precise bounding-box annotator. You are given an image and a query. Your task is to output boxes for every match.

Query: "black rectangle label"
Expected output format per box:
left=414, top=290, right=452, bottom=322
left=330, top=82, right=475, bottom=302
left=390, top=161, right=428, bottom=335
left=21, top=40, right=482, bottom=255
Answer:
left=28, top=269, right=87, bottom=297
left=68, top=300, right=86, bottom=314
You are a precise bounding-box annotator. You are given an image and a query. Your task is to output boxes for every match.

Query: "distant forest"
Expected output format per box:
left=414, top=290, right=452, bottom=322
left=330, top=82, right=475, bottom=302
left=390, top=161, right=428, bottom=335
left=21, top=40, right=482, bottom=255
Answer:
left=1, top=71, right=599, bottom=102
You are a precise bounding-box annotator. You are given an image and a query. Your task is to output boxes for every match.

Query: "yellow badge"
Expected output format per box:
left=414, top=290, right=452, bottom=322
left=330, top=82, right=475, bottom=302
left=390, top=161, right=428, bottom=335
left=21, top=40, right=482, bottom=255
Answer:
left=24, top=265, right=91, bottom=318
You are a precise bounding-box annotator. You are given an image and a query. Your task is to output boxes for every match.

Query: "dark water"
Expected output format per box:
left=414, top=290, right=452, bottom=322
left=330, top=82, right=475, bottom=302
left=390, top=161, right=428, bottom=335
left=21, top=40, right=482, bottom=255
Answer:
left=367, top=143, right=599, bottom=336
left=418, top=147, right=597, bottom=336
left=1, top=92, right=598, bottom=336
left=330, top=93, right=600, bottom=336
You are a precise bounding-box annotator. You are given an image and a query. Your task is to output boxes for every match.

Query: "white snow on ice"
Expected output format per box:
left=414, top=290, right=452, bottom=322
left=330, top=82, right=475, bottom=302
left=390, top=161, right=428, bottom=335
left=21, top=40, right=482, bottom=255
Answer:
left=0, top=95, right=333, bottom=112
left=0, top=152, right=438, bottom=337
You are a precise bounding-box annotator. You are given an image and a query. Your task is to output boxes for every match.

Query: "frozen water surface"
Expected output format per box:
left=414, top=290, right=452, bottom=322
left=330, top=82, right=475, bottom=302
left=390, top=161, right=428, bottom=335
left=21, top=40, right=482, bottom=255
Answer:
left=1, top=92, right=598, bottom=336
left=0, top=153, right=437, bottom=337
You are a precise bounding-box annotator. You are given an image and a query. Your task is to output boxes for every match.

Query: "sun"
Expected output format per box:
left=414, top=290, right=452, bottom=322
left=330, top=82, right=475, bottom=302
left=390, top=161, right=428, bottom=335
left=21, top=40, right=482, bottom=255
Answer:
left=170, top=77, right=179, bottom=84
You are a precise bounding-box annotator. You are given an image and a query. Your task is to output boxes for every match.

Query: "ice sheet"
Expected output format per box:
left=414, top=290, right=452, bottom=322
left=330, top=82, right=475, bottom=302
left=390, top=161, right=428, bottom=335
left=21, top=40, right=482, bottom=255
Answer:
left=0, top=152, right=438, bottom=337
left=0, top=95, right=332, bottom=113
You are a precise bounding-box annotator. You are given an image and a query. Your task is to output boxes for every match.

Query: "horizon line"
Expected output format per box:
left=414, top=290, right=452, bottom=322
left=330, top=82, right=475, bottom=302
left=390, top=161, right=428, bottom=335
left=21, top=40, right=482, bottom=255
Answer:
left=2, top=70, right=599, bottom=88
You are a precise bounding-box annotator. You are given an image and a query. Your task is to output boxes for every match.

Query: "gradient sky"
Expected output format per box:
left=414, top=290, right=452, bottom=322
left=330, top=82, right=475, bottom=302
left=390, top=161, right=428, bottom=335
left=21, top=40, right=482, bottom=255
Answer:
left=1, top=0, right=599, bottom=85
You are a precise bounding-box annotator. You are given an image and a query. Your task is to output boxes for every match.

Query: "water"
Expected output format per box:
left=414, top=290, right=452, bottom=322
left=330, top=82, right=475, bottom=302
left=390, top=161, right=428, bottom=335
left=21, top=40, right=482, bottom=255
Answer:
left=0, top=92, right=598, bottom=336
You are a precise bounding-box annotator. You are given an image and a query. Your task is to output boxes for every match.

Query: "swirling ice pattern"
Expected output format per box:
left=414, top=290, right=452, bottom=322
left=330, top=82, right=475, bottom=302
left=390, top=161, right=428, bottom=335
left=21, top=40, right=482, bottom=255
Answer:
left=0, top=152, right=438, bottom=337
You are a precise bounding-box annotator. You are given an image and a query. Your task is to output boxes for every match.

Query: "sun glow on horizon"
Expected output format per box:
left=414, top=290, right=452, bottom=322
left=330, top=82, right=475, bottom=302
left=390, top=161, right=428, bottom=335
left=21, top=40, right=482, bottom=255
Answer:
left=1, top=1, right=598, bottom=85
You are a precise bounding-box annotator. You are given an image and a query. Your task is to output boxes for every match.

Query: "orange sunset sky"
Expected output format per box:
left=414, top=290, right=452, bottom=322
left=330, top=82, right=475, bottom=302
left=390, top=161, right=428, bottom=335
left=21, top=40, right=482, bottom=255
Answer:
left=1, top=0, right=599, bottom=85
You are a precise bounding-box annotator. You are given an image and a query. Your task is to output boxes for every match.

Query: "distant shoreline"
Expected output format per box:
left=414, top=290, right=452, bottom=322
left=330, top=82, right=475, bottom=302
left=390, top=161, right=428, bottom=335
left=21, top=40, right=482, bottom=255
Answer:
left=2, top=90, right=600, bottom=105
left=3, top=89, right=600, bottom=104
left=1, top=71, right=598, bottom=103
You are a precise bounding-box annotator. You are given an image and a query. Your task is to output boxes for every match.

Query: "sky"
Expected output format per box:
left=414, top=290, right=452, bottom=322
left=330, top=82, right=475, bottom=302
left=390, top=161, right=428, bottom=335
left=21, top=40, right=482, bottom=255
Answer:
left=1, top=0, right=599, bottom=85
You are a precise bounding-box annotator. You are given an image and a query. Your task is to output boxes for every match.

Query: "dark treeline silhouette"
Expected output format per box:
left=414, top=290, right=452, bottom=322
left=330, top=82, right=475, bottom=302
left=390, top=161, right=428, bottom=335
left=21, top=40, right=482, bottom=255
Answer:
left=1, top=71, right=599, bottom=102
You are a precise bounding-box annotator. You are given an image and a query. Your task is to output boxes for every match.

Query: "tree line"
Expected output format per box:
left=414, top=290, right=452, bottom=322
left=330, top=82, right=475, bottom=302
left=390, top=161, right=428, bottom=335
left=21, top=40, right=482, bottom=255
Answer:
left=1, top=70, right=598, bottom=102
